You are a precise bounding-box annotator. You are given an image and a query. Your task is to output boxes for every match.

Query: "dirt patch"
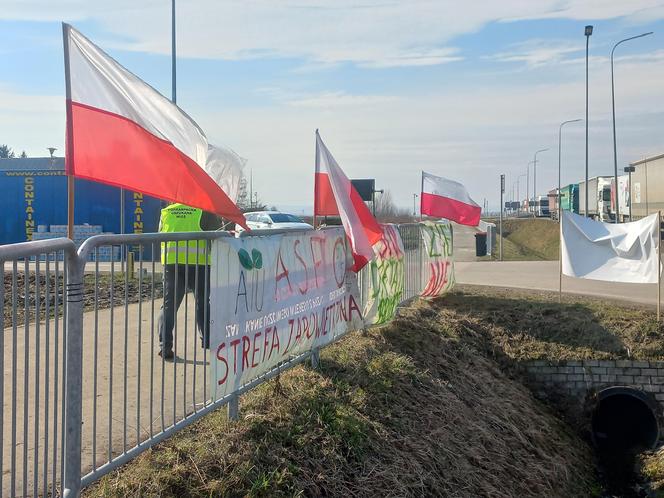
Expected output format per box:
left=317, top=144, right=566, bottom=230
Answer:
left=85, top=297, right=598, bottom=497
left=2, top=272, right=164, bottom=327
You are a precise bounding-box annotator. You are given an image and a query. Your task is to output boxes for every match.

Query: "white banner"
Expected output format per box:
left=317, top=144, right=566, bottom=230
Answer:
left=561, top=210, right=660, bottom=283
left=209, top=228, right=363, bottom=398
left=363, top=224, right=405, bottom=325
left=420, top=221, right=455, bottom=297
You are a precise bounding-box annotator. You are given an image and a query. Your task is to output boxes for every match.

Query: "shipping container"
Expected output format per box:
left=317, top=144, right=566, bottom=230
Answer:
left=629, top=154, right=664, bottom=219
left=578, top=176, right=612, bottom=221
left=0, top=157, right=163, bottom=257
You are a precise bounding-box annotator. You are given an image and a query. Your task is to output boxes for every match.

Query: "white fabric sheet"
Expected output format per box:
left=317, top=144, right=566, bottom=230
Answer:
left=206, top=144, right=246, bottom=203
left=561, top=210, right=660, bottom=283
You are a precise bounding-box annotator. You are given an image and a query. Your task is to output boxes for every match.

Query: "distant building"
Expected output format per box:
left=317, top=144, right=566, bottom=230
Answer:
left=629, top=153, right=664, bottom=220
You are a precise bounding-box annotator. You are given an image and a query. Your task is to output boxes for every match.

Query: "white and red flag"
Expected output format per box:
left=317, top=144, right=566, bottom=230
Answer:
left=63, top=24, right=247, bottom=229
left=314, top=131, right=382, bottom=271
left=420, top=171, right=481, bottom=226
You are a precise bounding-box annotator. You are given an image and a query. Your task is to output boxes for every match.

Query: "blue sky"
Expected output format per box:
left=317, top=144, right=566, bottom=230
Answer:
left=1, top=1, right=664, bottom=212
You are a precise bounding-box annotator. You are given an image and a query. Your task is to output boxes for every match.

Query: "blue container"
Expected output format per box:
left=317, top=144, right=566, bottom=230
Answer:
left=0, top=157, right=163, bottom=258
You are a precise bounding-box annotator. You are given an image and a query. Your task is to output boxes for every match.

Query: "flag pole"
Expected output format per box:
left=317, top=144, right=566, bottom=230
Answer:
left=419, top=171, right=424, bottom=222
left=658, top=210, right=661, bottom=321
left=63, top=23, right=75, bottom=241
left=313, top=130, right=319, bottom=229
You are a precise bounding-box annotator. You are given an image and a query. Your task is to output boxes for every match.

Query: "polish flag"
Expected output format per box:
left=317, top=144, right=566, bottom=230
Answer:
left=314, top=131, right=382, bottom=271
left=421, top=171, right=481, bottom=226
left=63, top=24, right=247, bottom=229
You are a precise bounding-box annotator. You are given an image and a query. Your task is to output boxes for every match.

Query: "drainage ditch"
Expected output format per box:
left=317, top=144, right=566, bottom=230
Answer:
left=591, top=387, right=659, bottom=496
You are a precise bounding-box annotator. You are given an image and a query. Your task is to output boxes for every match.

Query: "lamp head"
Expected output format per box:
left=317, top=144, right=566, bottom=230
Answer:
left=585, top=25, right=594, bottom=36
left=47, top=147, right=57, bottom=158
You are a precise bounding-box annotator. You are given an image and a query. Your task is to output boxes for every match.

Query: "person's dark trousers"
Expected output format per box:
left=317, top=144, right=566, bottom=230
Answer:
left=158, top=263, right=211, bottom=352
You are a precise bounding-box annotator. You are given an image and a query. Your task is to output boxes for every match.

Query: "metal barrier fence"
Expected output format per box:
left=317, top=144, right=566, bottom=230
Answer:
left=0, top=222, right=444, bottom=497
left=0, top=239, right=76, bottom=498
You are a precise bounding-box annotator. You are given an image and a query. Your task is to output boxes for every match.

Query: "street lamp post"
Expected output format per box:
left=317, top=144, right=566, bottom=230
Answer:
left=527, top=161, right=534, bottom=213
left=558, top=119, right=582, bottom=223
left=533, top=148, right=549, bottom=215
left=585, top=25, right=593, bottom=217
left=611, top=31, right=653, bottom=223
left=517, top=173, right=526, bottom=214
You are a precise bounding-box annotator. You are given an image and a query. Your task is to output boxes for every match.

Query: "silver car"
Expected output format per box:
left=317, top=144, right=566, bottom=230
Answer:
left=236, top=211, right=313, bottom=232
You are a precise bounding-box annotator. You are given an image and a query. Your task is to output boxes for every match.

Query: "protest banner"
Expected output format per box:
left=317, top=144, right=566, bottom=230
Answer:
left=420, top=221, right=455, bottom=297
left=209, top=227, right=363, bottom=398
left=364, top=224, right=405, bottom=325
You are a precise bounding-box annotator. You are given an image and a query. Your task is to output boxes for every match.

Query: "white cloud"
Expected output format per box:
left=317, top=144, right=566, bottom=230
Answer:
left=3, top=47, right=664, bottom=210
left=489, top=40, right=584, bottom=67
left=187, top=46, right=664, bottom=210
left=2, top=1, right=664, bottom=210
left=2, top=0, right=664, bottom=68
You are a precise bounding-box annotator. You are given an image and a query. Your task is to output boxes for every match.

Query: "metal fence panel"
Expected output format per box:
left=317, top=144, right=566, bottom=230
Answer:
left=0, top=224, right=439, bottom=496
left=0, top=238, right=76, bottom=498
left=396, top=223, right=424, bottom=301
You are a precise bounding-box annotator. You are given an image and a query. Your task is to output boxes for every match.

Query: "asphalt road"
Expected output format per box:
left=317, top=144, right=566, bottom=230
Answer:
left=451, top=220, right=660, bottom=307
left=455, top=260, right=660, bottom=307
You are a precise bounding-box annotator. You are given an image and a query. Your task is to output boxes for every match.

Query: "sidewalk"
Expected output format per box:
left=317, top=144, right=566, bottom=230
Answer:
left=2, top=295, right=205, bottom=496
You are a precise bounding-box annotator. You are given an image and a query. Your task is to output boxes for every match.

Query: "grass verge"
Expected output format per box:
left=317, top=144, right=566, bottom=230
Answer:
left=86, top=291, right=599, bottom=497
left=483, top=218, right=559, bottom=261
left=446, top=284, right=664, bottom=361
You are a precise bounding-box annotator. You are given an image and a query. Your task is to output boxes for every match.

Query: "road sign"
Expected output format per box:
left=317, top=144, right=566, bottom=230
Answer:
left=350, top=179, right=375, bottom=201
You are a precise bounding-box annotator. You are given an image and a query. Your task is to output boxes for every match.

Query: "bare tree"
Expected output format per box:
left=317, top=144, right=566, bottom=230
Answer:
left=373, top=190, right=411, bottom=222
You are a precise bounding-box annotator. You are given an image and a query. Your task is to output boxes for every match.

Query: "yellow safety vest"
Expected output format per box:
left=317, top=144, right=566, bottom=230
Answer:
left=160, top=204, right=209, bottom=265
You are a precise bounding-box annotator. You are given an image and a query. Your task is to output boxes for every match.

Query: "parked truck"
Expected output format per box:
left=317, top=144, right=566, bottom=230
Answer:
left=547, top=189, right=559, bottom=220
left=609, top=174, right=630, bottom=222
left=533, top=195, right=550, bottom=217
left=560, top=183, right=579, bottom=215
left=578, top=176, right=612, bottom=221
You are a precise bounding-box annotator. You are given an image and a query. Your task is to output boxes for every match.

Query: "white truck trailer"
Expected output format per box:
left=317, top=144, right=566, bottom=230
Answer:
left=578, top=176, right=612, bottom=221
left=609, top=174, right=630, bottom=222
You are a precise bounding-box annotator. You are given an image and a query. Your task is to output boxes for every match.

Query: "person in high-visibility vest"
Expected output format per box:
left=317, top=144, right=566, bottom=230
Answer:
left=157, top=203, right=221, bottom=359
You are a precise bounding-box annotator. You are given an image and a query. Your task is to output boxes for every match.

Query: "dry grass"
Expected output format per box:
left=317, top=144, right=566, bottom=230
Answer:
left=444, top=284, right=664, bottom=361
left=85, top=294, right=600, bottom=497
left=484, top=218, right=560, bottom=261
left=640, top=449, right=664, bottom=496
